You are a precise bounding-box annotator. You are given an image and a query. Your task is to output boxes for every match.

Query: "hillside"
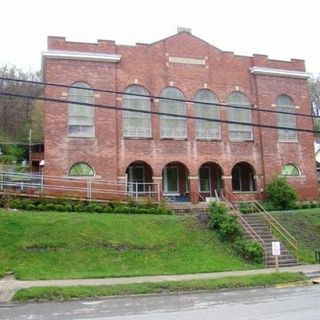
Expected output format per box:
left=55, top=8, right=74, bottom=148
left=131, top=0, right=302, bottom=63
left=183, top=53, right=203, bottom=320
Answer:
left=0, top=211, right=256, bottom=280
left=271, top=209, right=320, bottom=263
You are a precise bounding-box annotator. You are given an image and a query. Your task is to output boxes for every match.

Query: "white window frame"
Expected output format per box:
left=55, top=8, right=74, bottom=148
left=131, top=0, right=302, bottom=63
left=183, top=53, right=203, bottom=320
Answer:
left=227, top=92, right=253, bottom=141
left=195, top=90, right=221, bottom=140
left=123, top=85, right=152, bottom=138
left=199, top=167, right=211, bottom=192
left=163, top=166, right=179, bottom=195
left=68, top=82, right=95, bottom=138
left=277, top=95, right=297, bottom=142
left=128, top=165, right=145, bottom=193
left=160, top=88, right=187, bottom=139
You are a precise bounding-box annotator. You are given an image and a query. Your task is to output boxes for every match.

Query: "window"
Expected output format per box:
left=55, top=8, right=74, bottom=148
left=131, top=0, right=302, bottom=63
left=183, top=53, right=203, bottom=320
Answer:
left=199, top=167, right=211, bottom=192
left=160, top=87, right=186, bottom=138
left=68, top=82, right=94, bottom=137
left=277, top=95, right=297, bottom=141
left=281, top=164, right=300, bottom=176
left=69, top=162, right=94, bottom=176
left=122, top=85, right=151, bottom=137
left=227, top=92, right=253, bottom=141
left=231, top=162, right=255, bottom=191
left=195, top=89, right=220, bottom=139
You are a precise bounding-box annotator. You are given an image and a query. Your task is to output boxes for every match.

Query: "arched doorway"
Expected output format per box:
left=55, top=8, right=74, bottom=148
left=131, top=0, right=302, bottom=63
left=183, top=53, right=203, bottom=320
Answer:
left=126, top=161, right=153, bottom=194
left=162, top=162, right=189, bottom=201
left=231, top=162, right=256, bottom=192
left=198, top=162, right=223, bottom=201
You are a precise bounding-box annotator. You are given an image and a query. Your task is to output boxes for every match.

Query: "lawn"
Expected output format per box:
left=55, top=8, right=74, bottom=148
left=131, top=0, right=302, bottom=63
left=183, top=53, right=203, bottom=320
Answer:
left=0, top=210, right=256, bottom=280
left=271, top=208, right=320, bottom=263
left=13, top=273, right=307, bottom=302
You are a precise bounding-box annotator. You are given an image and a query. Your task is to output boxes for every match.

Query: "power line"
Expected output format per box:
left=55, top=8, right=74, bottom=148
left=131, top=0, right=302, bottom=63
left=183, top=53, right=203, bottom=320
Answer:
left=0, top=90, right=319, bottom=135
left=0, top=76, right=318, bottom=120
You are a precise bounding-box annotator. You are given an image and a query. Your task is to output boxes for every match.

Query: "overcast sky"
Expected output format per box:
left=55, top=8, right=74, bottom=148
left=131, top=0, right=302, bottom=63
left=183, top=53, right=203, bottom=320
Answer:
left=1, top=0, right=319, bottom=76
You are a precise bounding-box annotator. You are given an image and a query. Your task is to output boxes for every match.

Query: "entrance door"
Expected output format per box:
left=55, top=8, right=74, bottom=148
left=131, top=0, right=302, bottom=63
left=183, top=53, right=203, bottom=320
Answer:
left=164, top=166, right=179, bottom=195
left=128, top=166, right=145, bottom=193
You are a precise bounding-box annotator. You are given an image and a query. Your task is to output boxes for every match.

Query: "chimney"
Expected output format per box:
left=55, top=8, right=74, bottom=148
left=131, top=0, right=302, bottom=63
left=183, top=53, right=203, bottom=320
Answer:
left=177, top=27, right=192, bottom=34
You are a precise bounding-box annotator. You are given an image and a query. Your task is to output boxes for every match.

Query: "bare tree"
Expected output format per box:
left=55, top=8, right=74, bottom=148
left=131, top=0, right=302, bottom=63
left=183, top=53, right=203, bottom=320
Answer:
left=0, top=64, right=43, bottom=140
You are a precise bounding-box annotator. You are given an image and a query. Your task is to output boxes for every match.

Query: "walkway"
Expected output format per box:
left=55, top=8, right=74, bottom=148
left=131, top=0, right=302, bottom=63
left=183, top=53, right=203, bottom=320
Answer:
left=1, top=264, right=319, bottom=304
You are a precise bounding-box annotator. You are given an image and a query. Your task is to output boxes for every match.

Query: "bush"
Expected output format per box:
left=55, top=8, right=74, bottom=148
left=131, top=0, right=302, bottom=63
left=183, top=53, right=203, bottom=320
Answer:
left=266, top=177, right=297, bottom=210
left=310, top=201, right=317, bottom=209
left=233, top=239, right=264, bottom=264
left=208, top=202, right=228, bottom=230
left=0, top=195, right=172, bottom=215
left=239, top=202, right=254, bottom=214
left=218, top=216, right=242, bottom=242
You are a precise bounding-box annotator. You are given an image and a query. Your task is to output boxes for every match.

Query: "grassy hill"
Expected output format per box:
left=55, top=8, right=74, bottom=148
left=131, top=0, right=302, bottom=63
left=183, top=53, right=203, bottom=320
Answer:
left=0, top=210, right=257, bottom=280
left=271, top=208, right=320, bottom=263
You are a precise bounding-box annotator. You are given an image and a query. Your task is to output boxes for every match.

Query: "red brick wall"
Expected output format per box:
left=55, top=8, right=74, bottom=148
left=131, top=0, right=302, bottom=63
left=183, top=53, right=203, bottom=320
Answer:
left=43, top=32, right=318, bottom=201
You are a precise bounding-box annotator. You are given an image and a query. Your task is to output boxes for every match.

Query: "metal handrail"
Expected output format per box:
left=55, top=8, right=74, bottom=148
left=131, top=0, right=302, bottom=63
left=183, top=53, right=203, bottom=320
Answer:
left=250, top=198, right=298, bottom=258
left=222, top=195, right=266, bottom=247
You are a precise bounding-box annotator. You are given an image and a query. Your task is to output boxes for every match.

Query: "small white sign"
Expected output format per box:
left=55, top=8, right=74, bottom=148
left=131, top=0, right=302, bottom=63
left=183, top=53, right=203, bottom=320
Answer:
left=272, top=241, right=281, bottom=256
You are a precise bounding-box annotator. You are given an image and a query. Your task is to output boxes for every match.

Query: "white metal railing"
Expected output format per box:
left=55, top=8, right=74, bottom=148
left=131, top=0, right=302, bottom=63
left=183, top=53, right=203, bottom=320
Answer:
left=0, top=171, right=160, bottom=202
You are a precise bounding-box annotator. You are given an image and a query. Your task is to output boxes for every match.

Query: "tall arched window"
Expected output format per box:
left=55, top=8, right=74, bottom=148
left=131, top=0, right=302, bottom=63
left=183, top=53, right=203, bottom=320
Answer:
left=277, top=95, right=297, bottom=141
left=227, top=92, right=252, bottom=141
left=159, top=87, right=186, bottom=138
left=122, top=85, right=151, bottom=137
left=195, top=89, right=220, bottom=139
left=69, top=162, right=95, bottom=176
left=68, top=82, right=94, bottom=137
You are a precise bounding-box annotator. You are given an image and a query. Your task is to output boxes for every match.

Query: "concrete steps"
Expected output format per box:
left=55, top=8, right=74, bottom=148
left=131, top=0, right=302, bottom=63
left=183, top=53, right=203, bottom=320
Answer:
left=240, top=213, right=299, bottom=268
left=166, top=202, right=209, bottom=215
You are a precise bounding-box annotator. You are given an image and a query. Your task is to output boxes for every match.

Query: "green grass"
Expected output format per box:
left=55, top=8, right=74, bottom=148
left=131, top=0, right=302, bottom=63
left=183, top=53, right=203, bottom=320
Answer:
left=0, top=210, right=257, bottom=280
left=13, top=273, right=307, bottom=302
left=271, top=209, right=320, bottom=263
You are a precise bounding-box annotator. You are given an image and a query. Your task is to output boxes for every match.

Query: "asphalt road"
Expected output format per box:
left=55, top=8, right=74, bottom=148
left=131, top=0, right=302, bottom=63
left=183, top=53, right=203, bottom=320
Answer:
left=0, top=285, right=319, bottom=320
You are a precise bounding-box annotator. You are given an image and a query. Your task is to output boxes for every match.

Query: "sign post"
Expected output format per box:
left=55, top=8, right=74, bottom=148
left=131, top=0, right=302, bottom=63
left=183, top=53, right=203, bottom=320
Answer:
left=272, top=241, right=281, bottom=272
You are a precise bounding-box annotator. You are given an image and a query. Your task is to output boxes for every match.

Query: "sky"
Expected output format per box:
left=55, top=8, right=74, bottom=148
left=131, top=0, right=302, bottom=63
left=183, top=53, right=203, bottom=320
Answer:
left=1, top=0, right=320, bottom=76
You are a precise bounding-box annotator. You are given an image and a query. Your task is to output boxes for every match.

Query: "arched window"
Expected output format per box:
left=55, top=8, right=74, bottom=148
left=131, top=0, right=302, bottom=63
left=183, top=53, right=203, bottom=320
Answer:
left=281, top=164, right=300, bottom=176
left=68, top=82, right=94, bottom=137
left=195, top=89, right=220, bottom=139
left=69, top=162, right=95, bottom=176
left=227, top=92, right=252, bottom=141
left=122, top=85, right=151, bottom=137
left=277, top=95, right=297, bottom=141
left=159, top=87, right=186, bottom=138
left=232, top=162, right=256, bottom=192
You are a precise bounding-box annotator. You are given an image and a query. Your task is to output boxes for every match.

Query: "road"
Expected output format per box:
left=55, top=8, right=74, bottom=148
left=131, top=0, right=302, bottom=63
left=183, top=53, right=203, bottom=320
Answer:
left=0, top=285, right=319, bottom=320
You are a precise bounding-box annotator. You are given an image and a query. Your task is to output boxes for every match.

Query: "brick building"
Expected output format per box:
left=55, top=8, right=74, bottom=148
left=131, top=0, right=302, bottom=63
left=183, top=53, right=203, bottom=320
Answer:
left=42, top=29, right=318, bottom=202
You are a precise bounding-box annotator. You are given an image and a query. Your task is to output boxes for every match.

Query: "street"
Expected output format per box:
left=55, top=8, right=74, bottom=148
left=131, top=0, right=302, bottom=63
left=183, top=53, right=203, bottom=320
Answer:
left=0, top=285, right=319, bottom=320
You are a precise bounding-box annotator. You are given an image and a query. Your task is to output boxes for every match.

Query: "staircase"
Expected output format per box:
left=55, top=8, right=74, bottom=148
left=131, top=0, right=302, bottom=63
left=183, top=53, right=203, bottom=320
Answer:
left=166, top=202, right=209, bottom=215
left=241, top=213, right=299, bottom=268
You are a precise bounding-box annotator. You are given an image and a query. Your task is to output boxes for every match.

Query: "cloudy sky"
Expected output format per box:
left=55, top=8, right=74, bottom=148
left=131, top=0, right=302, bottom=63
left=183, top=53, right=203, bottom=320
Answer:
left=1, top=0, right=319, bottom=76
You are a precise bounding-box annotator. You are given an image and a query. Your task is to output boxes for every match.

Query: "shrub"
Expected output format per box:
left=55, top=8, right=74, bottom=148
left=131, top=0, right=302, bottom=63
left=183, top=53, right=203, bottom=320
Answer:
left=233, top=239, right=264, bottom=264
left=217, top=216, right=242, bottom=242
left=310, top=201, right=317, bottom=209
left=208, top=202, right=228, bottom=230
left=266, top=177, right=297, bottom=210
left=239, top=202, right=254, bottom=214
left=25, top=203, right=36, bottom=211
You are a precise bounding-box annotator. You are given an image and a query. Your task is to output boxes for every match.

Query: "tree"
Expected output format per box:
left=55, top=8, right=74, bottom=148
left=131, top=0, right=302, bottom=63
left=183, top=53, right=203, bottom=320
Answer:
left=310, top=75, right=320, bottom=115
left=309, top=75, right=320, bottom=132
left=0, top=64, right=43, bottom=141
